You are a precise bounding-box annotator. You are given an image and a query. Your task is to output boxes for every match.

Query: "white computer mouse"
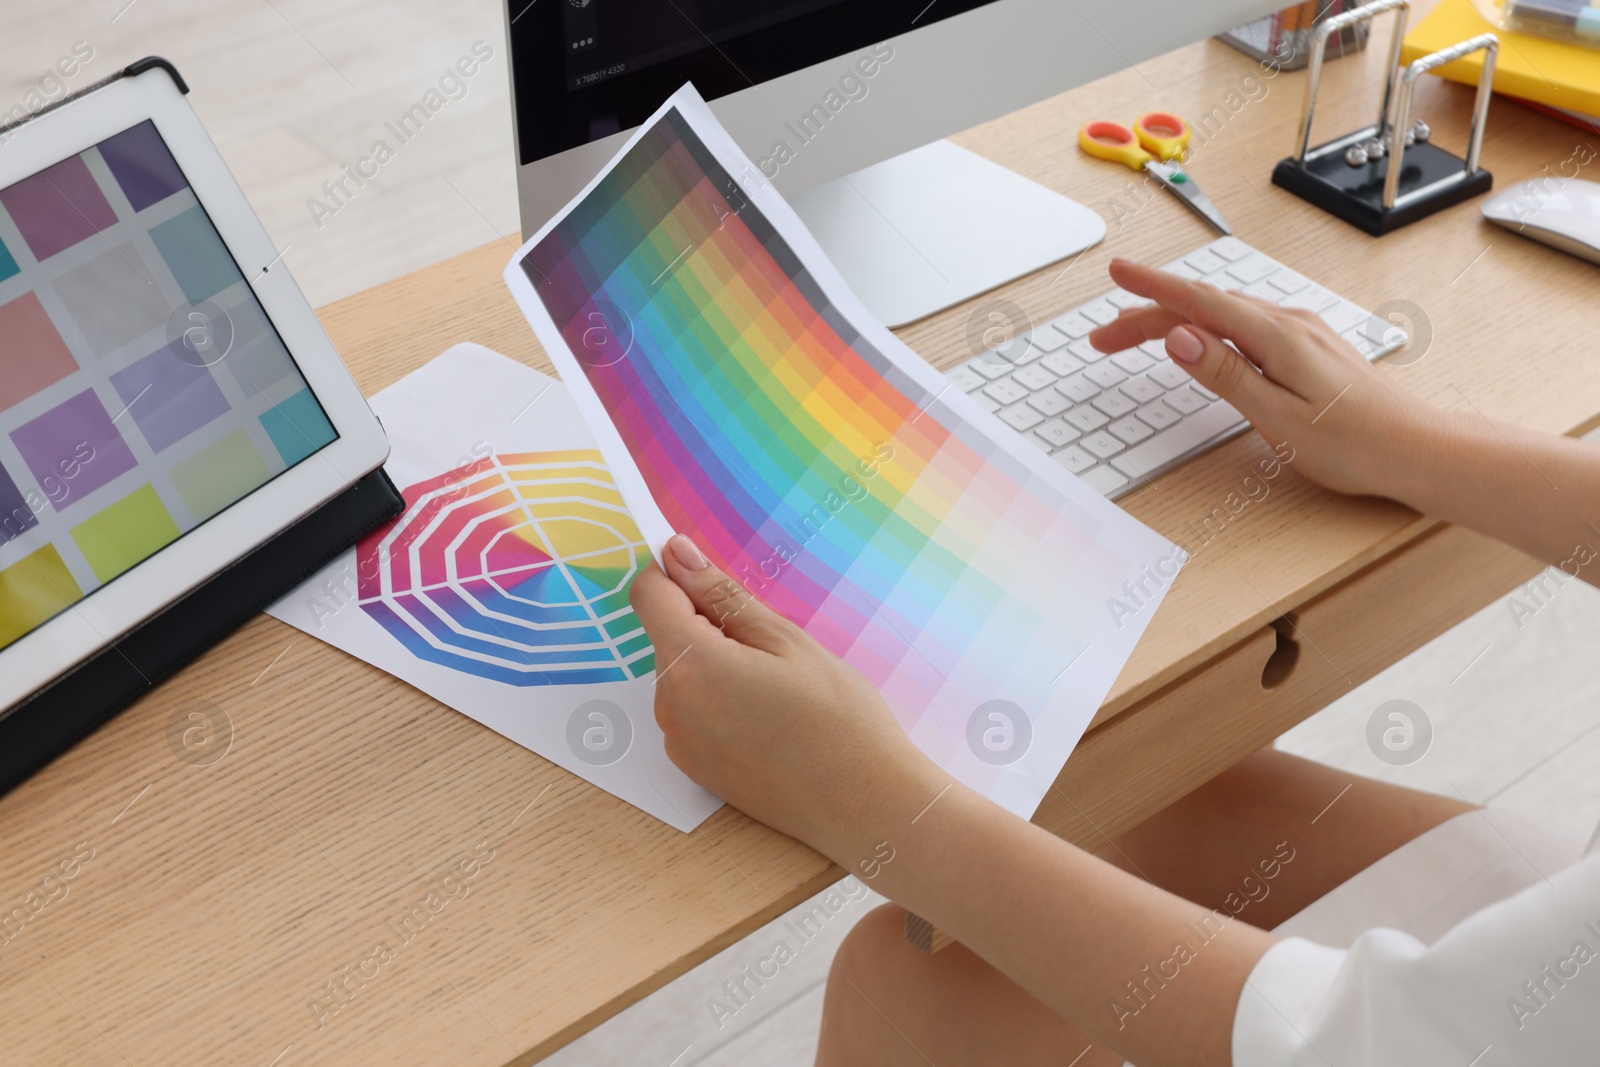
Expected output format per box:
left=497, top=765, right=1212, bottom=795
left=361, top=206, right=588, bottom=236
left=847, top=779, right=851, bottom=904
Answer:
left=1482, top=177, right=1600, bottom=265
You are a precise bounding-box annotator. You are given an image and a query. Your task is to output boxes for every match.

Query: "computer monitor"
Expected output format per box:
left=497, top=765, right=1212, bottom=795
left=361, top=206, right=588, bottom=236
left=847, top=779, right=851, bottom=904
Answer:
left=507, top=0, right=1280, bottom=324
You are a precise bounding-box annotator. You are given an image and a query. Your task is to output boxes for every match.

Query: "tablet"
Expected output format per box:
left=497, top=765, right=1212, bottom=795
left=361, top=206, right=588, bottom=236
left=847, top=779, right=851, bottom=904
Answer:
left=0, top=60, right=389, bottom=712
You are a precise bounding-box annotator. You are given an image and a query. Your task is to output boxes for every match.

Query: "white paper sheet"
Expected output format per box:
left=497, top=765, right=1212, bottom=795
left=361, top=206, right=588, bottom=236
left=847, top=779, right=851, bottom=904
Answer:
left=497, top=84, right=1185, bottom=822
left=267, top=343, right=721, bottom=832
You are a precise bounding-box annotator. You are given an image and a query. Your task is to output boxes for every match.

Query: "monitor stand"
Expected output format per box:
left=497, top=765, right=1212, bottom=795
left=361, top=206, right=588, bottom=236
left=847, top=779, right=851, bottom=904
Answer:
left=789, top=140, right=1107, bottom=328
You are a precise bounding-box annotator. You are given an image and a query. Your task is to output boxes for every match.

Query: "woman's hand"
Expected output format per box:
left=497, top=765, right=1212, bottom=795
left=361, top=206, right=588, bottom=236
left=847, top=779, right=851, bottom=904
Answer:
left=629, top=535, right=944, bottom=864
left=1089, top=257, right=1447, bottom=500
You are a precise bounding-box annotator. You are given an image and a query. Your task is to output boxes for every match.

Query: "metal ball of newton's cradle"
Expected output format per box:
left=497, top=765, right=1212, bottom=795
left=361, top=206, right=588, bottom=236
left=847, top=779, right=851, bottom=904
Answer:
left=1344, top=120, right=1432, bottom=167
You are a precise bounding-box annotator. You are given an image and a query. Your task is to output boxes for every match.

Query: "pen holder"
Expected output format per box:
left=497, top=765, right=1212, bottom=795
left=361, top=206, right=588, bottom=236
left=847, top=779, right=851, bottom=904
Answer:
left=1217, top=0, right=1373, bottom=70
left=1270, top=0, right=1498, bottom=236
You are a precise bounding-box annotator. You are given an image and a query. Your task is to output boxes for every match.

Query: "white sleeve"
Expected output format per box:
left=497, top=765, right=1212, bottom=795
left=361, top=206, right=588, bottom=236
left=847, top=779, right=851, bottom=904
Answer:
left=1233, top=851, right=1600, bottom=1066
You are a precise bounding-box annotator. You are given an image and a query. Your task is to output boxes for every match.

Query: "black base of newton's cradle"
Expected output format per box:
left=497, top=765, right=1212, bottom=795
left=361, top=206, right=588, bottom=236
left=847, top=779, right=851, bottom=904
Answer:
left=1272, top=140, right=1492, bottom=236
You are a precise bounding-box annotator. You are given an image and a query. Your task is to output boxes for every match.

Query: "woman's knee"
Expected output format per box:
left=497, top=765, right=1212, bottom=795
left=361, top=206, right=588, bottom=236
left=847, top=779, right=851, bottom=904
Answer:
left=822, top=903, right=1115, bottom=1067
left=827, top=902, right=913, bottom=990
left=818, top=904, right=915, bottom=1067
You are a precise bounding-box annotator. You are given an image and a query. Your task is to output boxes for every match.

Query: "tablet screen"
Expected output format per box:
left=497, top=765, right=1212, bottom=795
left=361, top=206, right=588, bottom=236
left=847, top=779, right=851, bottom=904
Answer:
left=0, top=120, right=338, bottom=652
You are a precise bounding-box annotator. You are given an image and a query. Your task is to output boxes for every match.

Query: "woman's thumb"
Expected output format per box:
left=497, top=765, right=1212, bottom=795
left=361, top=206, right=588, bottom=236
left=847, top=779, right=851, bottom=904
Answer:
left=660, top=534, right=793, bottom=652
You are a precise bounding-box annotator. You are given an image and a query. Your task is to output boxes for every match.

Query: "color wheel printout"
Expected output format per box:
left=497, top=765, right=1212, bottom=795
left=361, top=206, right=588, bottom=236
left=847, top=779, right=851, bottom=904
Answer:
left=268, top=344, right=720, bottom=831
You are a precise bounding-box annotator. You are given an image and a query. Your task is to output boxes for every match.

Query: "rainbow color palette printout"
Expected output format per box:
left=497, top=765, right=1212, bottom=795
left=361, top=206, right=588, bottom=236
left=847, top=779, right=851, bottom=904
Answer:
left=269, top=345, right=719, bottom=832
left=506, top=86, right=1183, bottom=820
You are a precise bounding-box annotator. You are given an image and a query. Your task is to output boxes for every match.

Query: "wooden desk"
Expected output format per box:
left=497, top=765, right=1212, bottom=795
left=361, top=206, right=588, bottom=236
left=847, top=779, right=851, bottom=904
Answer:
left=5, top=9, right=1599, bottom=1064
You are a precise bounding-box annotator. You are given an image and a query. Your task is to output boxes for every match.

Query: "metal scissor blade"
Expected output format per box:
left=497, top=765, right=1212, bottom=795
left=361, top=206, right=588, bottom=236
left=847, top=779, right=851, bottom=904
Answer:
left=1145, top=161, right=1233, bottom=236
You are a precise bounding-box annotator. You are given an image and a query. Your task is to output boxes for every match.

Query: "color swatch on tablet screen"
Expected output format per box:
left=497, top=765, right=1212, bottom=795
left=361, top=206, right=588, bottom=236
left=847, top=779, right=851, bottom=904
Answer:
left=519, top=109, right=1136, bottom=769
left=0, top=120, right=336, bottom=651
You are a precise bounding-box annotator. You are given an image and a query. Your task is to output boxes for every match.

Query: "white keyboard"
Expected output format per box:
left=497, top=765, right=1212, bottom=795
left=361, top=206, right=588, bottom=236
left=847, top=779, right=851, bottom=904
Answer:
left=948, top=237, right=1402, bottom=499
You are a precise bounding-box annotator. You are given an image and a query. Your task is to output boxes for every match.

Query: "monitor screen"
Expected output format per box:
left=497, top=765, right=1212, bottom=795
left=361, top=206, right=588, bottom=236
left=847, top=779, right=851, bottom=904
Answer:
left=511, top=0, right=1002, bottom=165
left=0, top=120, right=338, bottom=651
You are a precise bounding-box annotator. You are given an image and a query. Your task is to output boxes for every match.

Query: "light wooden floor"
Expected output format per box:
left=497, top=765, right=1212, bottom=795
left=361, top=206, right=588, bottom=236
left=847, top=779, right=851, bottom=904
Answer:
left=3, top=0, right=521, bottom=309
left=6, top=4, right=1599, bottom=1064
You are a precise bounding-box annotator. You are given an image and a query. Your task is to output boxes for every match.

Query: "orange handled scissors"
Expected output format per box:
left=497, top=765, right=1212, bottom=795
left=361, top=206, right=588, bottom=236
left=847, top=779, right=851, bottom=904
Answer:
left=1078, top=112, right=1232, bottom=235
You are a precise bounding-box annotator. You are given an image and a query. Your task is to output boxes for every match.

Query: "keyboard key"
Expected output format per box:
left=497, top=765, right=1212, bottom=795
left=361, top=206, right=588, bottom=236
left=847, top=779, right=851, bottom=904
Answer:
left=1079, top=430, right=1126, bottom=459
left=1023, top=430, right=1054, bottom=452
left=1108, top=415, right=1155, bottom=445
left=1110, top=400, right=1244, bottom=479
left=1091, top=389, right=1137, bottom=418
left=1282, top=287, right=1338, bottom=313
left=975, top=393, right=1001, bottom=413
left=1107, top=288, right=1150, bottom=309
left=1241, top=281, right=1279, bottom=302
left=1041, top=350, right=1085, bottom=377
left=1080, top=298, right=1120, bottom=325
left=1363, top=325, right=1402, bottom=358
left=1371, top=319, right=1409, bottom=351
left=1027, top=324, right=1071, bottom=352
left=1139, top=340, right=1169, bottom=361
left=983, top=378, right=1030, bottom=405
left=1210, top=236, right=1252, bottom=261
left=1168, top=262, right=1203, bottom=280
left=947, top=364, right=986, bottom=392
left=999, top=402, right=1045, bottom=432
left=1064, top=406, right=1110, bottom=433
left=1267, top=270, right=1310, bottom=295
left=988, top=347, right=1033, bottom=372
left=1055, top=373, right=1100, bottom=404
left=1136, top=399, right=1182, bottom=430
left=1053, top=445, right=1097, bottom=474
left=1079, top=465, right=1130, bottom=496
left=1211, top=273, right=1247, bottom=292
left=1035, top=418, right=1080, bottom=448
left=1069, top=338, right=1108, bottom=363
left=1321, top=301, right=1368, bottom=335
left=1013, top=364, right=1059, bottom=391
left=969, top=358, right=1011, bottom=380
left=1084, top=362, right=1128, bottom=389
left=1148, top=361, right=1191, bottom=389
left=1225, top=255, right=1278, bottom=285
left=1162, top=385, right=1209, bottom=415
left=1111, top=350, right=1155, bottom=375
left=1053, top=312, right=1094, bottom=339
left=1026, top=389, right=1071, bottom=417
left=1120, top=375, right=1165, bottom=404
left=1185, top=249, right=1227, bottom=275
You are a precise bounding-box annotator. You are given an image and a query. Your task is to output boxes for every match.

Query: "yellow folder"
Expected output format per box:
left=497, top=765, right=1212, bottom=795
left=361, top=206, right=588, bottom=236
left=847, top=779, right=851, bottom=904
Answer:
left=1400, top=0, right=1600, bottom=116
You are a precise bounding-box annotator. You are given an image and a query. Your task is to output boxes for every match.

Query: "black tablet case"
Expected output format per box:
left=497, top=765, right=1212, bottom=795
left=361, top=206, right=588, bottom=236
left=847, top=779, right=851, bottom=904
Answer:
left=0, top=470, right=402, bottom=794
left=0, top=59, right=404, bottom=793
